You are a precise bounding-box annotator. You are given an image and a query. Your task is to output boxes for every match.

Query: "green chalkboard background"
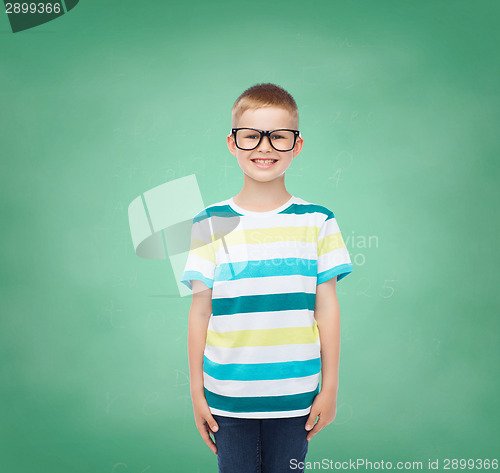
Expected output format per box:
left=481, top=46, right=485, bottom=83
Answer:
left=1, top=1, right=499, bottom=472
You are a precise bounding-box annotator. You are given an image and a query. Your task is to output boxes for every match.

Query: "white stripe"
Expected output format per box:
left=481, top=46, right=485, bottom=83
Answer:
left=204, top=373, right=320, bottom=397
left=321, top=218, right=341, bottom=237
left=213, top=274, right=317, bottom=298
left=208, top=309, right=316, bottom=332
left=204, top=342, right=321, bottom=364
left=318, top=247, right=352, bottom=273
left=293, top=197, right=309, bottom=206
left=184, top=253, right=214, bottom=275
left=209, top=407, right=312, bottom=419
left=215, top=240, right=317, bottom=265
left=211, top=208, right=324, bottom=230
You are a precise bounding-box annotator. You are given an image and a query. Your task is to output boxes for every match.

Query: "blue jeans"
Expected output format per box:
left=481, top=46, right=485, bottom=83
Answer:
left=212, top=414, right=309, bottom=473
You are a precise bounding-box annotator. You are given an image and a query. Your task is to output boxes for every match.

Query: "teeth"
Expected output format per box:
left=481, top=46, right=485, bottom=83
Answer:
left=253, top=160, right=276, bottom=164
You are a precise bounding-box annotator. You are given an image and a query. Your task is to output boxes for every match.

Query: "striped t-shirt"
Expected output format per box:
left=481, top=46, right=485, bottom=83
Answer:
left=180, top=195, right=353, bottom=419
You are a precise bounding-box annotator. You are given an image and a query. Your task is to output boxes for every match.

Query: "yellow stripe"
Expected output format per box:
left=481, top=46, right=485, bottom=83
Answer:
left=206, top=322, right=319, bottom=348
left=190, top=238, right=215, bottom=263
left=212, top=226, right=319, bottom=252
left=196, top=228, right=344, bottom=261
left=318, top=232, right=346, bottom=255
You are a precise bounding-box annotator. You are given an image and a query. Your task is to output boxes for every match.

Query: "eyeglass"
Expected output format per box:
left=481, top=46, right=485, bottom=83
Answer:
left=232, top=128, right=300, bottom=152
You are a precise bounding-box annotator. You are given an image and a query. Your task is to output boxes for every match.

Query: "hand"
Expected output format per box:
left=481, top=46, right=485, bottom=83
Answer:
left=191, top=392, right=219, bottom=455
left=305, top=389, right=337, bottom=442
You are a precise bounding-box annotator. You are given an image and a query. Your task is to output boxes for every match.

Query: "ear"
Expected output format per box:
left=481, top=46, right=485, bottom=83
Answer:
left=293, top=135, right=304, bottom=157
left=227, top=133, right=237, bottom=157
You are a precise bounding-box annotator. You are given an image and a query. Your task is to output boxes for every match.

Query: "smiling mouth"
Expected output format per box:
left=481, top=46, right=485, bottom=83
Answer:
left=251, top=159, right=278, bottom=164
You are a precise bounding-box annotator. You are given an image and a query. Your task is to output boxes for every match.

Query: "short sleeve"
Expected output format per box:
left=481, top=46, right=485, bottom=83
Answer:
left=316, top=211, right=353, bottom=285
left=179, top=211, right=216, bottom=292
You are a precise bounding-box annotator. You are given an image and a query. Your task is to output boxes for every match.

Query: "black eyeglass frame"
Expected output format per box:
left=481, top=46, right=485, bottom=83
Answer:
left=231, top=127, right=301, bottom=152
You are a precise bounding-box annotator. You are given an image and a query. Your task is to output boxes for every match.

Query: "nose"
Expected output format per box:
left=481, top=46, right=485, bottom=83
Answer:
left=256, top=134, right=272, bottom=151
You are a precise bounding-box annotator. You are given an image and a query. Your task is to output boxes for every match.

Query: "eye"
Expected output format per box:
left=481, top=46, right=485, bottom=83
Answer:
left=241, top=131, right=259, bottom=139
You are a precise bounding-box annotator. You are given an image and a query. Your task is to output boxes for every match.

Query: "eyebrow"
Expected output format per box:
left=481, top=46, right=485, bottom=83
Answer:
left=238, top=127, right=295, bottom=131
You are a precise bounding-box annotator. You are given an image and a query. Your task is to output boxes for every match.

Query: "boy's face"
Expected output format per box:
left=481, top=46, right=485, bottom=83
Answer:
left=226, top=106, right=304, bottom=184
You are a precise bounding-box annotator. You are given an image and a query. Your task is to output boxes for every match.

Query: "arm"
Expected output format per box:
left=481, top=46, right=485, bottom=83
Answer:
left=305, top=275, right=340, bottom=441
left=188, top=280, right=219, bottom=454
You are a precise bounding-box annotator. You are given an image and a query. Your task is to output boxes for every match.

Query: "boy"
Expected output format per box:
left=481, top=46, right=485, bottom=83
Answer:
left=180, top=83, right=353, bottom=473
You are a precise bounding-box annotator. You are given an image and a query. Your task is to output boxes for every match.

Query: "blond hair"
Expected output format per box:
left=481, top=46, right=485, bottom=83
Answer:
left=231, top=83, right=299, bottom=129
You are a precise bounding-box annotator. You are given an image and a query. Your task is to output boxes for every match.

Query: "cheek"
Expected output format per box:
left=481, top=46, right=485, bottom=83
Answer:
left=236, top=154, right=251, bottom=170
left=236, top=150, right=251, bottom=161
left=277, top=158, right=293, bottom=174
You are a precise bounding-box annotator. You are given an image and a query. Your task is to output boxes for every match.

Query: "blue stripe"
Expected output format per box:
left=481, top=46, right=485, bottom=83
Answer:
left=212, top=292, right=316, bottom=316
left=317, top=263, right=353, bottom=285
left=215, top=257, right=317, bottom=281
left=180, top=271, right=214, bottom=290
left=278, top=202, right=334, bottom=218
left=204, top=384, right=320, bottom=413
left=193, top=205, right=237, bottom=224
left=204, top=356, right=321, bottom=381
left=194, top=202, right=333, bottom=223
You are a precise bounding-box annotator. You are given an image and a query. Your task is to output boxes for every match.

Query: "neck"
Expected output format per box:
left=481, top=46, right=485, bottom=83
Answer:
left=233, top=180, right=292, bottom=211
